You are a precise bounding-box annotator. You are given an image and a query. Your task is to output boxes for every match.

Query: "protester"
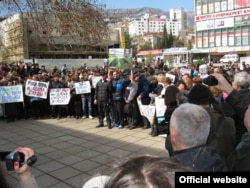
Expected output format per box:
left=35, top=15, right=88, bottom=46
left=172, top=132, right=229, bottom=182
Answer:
left=222, top=71, right=250, bottom=145
left=170, top=103, right=228, bottom=171
left=94, top=70, right=112, bottom=128
left=4, top=80, right=19, bottom=122
left=123, top=71, right=139, bottom=130
left=50, top=75, right=68, bottom=119
left=188, top=84, right=236, bottom=161
left=83, top=155, right=188, bottom=188
left=212, top=73, right=250, bottom=171
left=164, top=85, right=181, bottom=155
left=81, top=72, right=93, bottom=119
left=111, top=71, right=127, bottom=129
left=136, top=69, right=151, bottom=129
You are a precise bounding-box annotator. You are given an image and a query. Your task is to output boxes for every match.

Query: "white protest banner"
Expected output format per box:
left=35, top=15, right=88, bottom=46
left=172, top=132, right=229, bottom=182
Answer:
left=137, top=99, right=156, bottom=125
left=75, top=81, right=91, bottom=94
left=165, top=73, right=176, bottom=83
left=25, top=80, right=49, bottom=99
left=0, top=85, right=24, bottom=103
left=180, top=68, right=191, bottom=76
left=50, top=88, right=71, bottom=105
left=155, top=97, right=167, bottom=117
left=91, top=76, right=102, bottom=88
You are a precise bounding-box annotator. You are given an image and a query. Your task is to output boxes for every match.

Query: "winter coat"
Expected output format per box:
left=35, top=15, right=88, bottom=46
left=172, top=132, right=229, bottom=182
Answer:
left=173, top=145, right=228, bottom=172
left=94, top=79, right=111, bottom=102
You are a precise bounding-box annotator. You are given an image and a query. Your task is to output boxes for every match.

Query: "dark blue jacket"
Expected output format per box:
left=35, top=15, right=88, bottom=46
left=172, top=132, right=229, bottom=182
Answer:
left=111, top=78, right=127, bottom=102
left=138, top=75, right=150, bottom=105
left=173, top=145, right=228, bottom=172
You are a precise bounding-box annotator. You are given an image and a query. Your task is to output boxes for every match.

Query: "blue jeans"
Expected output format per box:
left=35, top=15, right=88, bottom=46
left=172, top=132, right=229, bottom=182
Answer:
left=81, top=95, right=92, bottom=116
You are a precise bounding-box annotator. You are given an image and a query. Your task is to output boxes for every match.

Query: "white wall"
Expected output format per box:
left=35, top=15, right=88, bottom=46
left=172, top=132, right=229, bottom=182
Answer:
left=34, top=58, right=104, bottom=70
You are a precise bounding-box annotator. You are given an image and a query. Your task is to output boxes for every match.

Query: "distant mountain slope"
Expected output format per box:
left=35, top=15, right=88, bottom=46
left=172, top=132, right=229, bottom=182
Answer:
left=105, top=7, right=194, bottom=27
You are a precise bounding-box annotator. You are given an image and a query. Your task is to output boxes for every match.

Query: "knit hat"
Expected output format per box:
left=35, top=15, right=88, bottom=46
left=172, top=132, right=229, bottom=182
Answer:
left=188, top=84, right=213, bottom=105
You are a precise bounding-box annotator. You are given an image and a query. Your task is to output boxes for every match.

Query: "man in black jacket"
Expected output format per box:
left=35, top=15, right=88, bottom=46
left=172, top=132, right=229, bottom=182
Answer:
left=94, top=70, right=112, bottom=129
left=212, top=73, right=250, bottom=171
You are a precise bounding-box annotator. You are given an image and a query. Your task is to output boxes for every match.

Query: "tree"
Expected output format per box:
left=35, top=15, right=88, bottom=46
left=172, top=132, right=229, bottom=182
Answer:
left=161, top=24, right=168, bottom=48
left=173, top=36, right=185, bottom=47
left=139, top=40, right=152, bottom=51
left=168, top=31, right=174, bottom=48
left=187, top=39, right=193, bottom=50
left=155, top=36, right=162, bottom=49
left=0, top=0, right=110, bottom=48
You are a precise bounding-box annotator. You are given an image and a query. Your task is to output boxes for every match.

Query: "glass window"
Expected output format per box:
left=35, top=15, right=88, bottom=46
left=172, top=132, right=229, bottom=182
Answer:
left=221, top=1, right=227, bottom=11
left=197, top=31, right=202, bottom=48
left=242, top=26, right=249, bottom=45
left=208, top=0, right=214, bottom=13
left=215, top=0, right=220, bottom=12
left=203, top=31, right=209, bottom=47
left=235, top=27, right=241, bottom=46
left=215, top=29, right=221, bottom=46
left=228, top=28, right=234, bottom=46
left=209, top=30, right=215, bottom=47
left=196, top=0, right=202, bottom=15
left=196, top=0, right=201, bottom=5
left=202, top=0, right=208, bottom=14
left=228, top=0, right=234, bottom=10
left=222, top=28, right=227, bottom=46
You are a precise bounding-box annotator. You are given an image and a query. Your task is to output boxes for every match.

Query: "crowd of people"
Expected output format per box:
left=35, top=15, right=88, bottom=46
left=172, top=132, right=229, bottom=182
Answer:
left=1, top=58, right=250, bottom=187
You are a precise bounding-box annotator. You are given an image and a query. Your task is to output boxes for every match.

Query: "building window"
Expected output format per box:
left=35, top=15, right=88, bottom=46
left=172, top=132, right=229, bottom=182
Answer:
left=228, top=0, right=234, bottom=10
left=235, top=27, right=241, bottom=46
left=197, top=31, right=202, bottom=48
left=242, top=26, right=249, bottom=45
left=228, top=28, right=234, bottom=46
left=215, top=29, right=221, bottom=47
left=196, top=0, right=202, bottom=15
left=221, top=1, right=227, bottom=11
left=202, top=0, right=208, bottom=14
left=203, top=31, right=208, bottom=47
left=215, top=0, right=220, bottom=12
left=222, top=28, right=227, bottom=46
left=209, top=30, right=215, bottom=47
left=208, top=0, right=214, bottom=13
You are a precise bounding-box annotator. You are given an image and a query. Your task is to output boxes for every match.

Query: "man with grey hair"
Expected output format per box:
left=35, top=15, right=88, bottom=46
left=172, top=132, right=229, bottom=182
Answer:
left=229, top=71, right=250, bottom=145
left=232, top=71, right=250, bottom=90
left=170, top=103, right=228, bottom=171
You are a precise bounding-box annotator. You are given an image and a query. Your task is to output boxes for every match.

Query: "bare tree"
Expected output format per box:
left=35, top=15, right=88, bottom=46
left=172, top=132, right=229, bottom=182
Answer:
left=1, top=0, right=110, bottom=52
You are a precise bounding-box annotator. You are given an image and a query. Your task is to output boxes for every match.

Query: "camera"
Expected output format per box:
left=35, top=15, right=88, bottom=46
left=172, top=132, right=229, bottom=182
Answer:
left=203, top=75, right=218, bottom=86
left=0, top=150, right=37, bottom=171
left=5, top=151, right=25, bottom=171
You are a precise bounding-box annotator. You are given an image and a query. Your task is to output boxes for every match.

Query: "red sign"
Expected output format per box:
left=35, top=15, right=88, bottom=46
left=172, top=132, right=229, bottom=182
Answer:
left=195, top=7, right=250, bottom=21
left=137, top=49, right=163, bottom=56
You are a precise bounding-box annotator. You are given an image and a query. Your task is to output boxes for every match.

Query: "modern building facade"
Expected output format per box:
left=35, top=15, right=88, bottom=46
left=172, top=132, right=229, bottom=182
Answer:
left=169, top=8, right=187, bottom=31
left=148, top=16, right=166, bottom=33
left=166, top=18, right=180, bottom=36
left=128, top=13, right=183, bottom=37
left=128, top=16, right=149, bottom=36
left=194, top=0, right=250, bottom=55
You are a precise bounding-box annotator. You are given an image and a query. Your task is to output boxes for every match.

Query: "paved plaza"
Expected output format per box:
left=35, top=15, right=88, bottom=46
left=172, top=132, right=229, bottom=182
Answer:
left=0, top=117, right=167, bottom=188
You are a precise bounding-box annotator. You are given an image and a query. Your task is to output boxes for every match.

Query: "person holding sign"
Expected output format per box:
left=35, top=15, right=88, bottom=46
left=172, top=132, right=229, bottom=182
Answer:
left=4, top=80, right=19, bottom=122
left=123, top=70, right=139, bottom=130
left=81, top=72, right=93, bottom=119
left=50, top=75, right=68, bottom=119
